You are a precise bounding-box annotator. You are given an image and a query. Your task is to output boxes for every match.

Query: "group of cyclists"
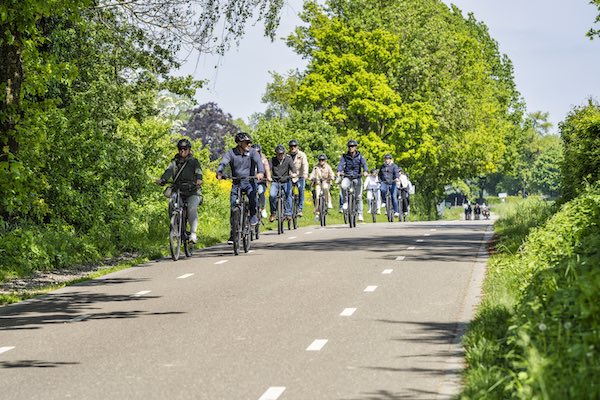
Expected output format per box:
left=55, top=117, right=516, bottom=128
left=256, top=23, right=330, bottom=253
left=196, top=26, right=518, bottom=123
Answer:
left=157, top=132, right=413, bottom=245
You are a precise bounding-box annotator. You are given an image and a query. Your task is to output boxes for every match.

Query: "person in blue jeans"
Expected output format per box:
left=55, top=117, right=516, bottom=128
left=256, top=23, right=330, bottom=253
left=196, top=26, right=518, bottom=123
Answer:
left=337, top=140, right=369, bottom=221
left=216, top=132, right=265, bottom=244
left=269, top=144, right=297, bottom=221
left=378, top=154, right=400, bottom=218
left=287, top=139, right=309, bottom=217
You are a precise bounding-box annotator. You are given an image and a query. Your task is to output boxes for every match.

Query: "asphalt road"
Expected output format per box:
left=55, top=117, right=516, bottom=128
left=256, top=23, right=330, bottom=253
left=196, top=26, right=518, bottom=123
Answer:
left=0, top=218, right=493, bottom=400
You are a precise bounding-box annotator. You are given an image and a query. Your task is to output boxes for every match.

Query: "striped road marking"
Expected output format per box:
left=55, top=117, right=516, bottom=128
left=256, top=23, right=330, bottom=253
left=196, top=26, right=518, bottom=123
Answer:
left=258, top=387, right=286, bottom=400
left=395, top=256, right=405, bottom=261
left=0, top=346, right=15, bottom=355
left=177, top=273, right=194, bottom=279
left=288, top=236, right=297, bottom=240
left=382, top=269, right=393, bottom=274
left=132, top=291, right=151, bottom=297
left=214, top=260, right=229, bottom=265
left=408, top=246, right=416, bottom=250
left=340, top=308, right=357, bottom=316
left=70, top=315, right=90, bottom=323
left=417, top=239, right=424, bottom=242
left=364, top=286, right=378, bottom=292
left=306, top=339, right=328, bottom=351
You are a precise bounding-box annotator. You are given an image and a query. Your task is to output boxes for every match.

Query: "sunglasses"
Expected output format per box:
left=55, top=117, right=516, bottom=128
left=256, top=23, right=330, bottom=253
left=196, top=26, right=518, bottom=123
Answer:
left=178, top=147, right=190, bottom=151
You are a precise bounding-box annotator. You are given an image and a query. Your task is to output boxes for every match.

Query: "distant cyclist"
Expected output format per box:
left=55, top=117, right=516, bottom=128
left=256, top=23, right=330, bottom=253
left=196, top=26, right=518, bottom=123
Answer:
left=379, top=154, right=400, bottom=218
left=269, top=144, right=297, bottom=222
left=156, top=138, right=203, bottom=243
left=364, top=168, right=381, bottom=215
left=216, top=132, right=265, bottom=244
left=287, top=139, right=309, bottom=217
left=252, top=144, right=271, bottom=219
left=337, top=140, right=368, bottom=221
left=398, top=168, right=412, bottom=218
left=309, top=154, right=335, bottom=219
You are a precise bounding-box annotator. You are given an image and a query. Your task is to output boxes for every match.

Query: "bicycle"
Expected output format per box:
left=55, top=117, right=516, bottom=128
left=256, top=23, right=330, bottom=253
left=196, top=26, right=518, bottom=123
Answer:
left=367, top=187, right=379, bottom=223
left=314, top=178, right=329, bottom=227
left=288, top=179, right=300, bottom=230
left=342, top=175, right=359, bottom=228
left=272, top=178, right=287, bottom=235
left=398, top=187, right=410, bottom=222
left=168, top=187, right=194, bottom=261
left=229, top=176, right=256, bottom=256
left=383, top=184, right=395, bottom=222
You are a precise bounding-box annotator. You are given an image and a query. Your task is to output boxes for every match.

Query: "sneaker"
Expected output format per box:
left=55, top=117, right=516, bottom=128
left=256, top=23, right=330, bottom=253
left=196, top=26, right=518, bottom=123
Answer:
left=367, top=208, right=372, bottom=214
left=261, top=209, right=268, bottom=219
left=250, top=216, right=259, bottom=226
left=342, top=202, right=348, bottom=210
left=327, top=201, right=333, bottom=209
left=394, top=212, right=399, bottom=218
left=377, top=210, right=381, bottom=214
left=297, top=211, right=303, bottom=217
left=358, top=215, right=364, bottom=222
left=339, top=209, right=343, bottom=213
left=189, top=233, right=197, bottom=243
left=227, top=237, right=234, bottom=245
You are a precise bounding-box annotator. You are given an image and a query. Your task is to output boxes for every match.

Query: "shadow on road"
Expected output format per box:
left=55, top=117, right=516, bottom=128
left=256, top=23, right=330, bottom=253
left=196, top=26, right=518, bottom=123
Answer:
left=0, top=360, right=80, bottom=369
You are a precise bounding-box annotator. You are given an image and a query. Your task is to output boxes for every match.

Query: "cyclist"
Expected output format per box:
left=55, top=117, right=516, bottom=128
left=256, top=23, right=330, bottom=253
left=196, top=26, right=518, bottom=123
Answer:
left=216, top=132, right=265, bottom=244
left=287, top=139, right=309, bottom=217
left=379, top=154, right=400, bottom=218
left=252, top=144, right=271, bottom=219
left=309, top=154, right=335, bottom=219
left=156, top=138, right=203, bottom=243
left=269, top=144, right=297, bottom=222
left=337, top=139, right=368, bottom=222
left=364, top=168, right=381, bottom=215
left=398, top=168, right=412, bottom=218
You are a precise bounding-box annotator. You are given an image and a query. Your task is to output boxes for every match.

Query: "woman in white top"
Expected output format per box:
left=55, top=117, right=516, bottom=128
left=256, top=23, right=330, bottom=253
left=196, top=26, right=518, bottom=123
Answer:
left=363, top=168, right=381, bottom=214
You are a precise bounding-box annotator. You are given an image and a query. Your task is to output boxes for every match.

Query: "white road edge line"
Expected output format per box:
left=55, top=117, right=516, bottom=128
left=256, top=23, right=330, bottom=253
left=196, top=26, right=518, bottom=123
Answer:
left=248, top=250, right=255, bottom=253
left=306, top=339, right=328, bottom=351
left=214, top=260, right=229, bottom=265
left=132, top=290, right=151, bottom=297
left=340, top=308, right=357, bottom=316
left=408, top=246, right=416, bottom=250
left=0, top=346, right=15, bottom=354
left=382, top=269, right=393, bottom=274
left=395, top=256, right=405, bottom=261
left=177, top=273, right=194, bottom=279
left=258, top=386, right=286, bottom=400
left=364, top=285, right=378, bottom=292
left=424, top=233, right=431, bottom=236
left=305, top=231, right=313, bottom=235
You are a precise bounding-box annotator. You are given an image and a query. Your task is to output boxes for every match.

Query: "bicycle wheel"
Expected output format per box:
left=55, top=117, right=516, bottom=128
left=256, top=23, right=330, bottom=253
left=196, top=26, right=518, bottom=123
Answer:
left=231, top=207, right=241, bottom=256
left=319, top=195, right=327, bottom=227
left=277, top=196, right=284, bottom=234
left=292, top=195, right=298, bottom=229
left=243, top=210, right=250, bottom=253
left=183, top=211, right=194, bottom=258
left=254, top=221, right=260, bottom=240
left=169, top=211, right=182, bottom=261
left=386, top=192, right=393, bottom=222
left=348, top=193, right=355, bottom=228
left=371, top=197, right=378, bottom=223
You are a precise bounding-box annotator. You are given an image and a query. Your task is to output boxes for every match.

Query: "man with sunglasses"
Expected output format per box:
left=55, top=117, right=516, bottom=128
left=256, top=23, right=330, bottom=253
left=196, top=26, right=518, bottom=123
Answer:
left=337, top=140, right=369, bottom=221
left=287, top=139, right=309, bottom=217
left=156, top=138, right=203, bottom=243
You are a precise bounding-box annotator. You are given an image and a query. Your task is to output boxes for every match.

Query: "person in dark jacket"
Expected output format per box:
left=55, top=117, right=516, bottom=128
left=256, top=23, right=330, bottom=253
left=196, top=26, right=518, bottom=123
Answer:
left=378, top=154, right=400, bottom=217
left=157, top=138, right=203, bottom=243
left=269, top=144, right=297, bottom=221
left=216, top=132, right=265, bottom=243
left=337, top=139, right=369, bottom=221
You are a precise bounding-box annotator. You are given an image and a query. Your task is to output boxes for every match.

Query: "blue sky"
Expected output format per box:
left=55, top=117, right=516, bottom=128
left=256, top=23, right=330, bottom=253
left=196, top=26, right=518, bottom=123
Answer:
left=179, top=0, right=600, bottom=132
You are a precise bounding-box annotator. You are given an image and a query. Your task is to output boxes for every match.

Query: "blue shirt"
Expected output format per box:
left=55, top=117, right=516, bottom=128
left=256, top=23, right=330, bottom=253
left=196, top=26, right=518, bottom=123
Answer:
left=217, top=147, right=265, bottom=178
left=337, top=151, right=368, bottom=178
left=378, top=162, right=399, bottom=184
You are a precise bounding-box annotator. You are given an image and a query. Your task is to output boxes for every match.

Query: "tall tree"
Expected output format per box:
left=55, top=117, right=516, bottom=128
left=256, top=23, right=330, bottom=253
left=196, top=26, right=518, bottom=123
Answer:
left=184, top=102, right=240, bottom=161
left=588, top=0, right=600, bottom=39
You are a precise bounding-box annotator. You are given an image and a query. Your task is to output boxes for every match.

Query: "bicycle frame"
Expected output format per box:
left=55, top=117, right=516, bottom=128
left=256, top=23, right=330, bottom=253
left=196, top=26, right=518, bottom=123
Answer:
left=169, top=188, right=193, bottom=261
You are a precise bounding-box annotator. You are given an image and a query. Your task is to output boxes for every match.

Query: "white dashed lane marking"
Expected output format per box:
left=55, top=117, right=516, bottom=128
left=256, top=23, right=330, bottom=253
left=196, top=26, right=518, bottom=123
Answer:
left=70, top=314, right=90, bottom=323
left=364, top=286, right=378, bottom=292
left=306, top=339, right=328, bottom=351
left=288, top=236, right=297, bottom=240
left=258, top=387, right=286, bottom=400
left=0, top=346, right=15, bottom=355
left=424, top=233, right=431, bottom=236
left=177, top=273, right=194, bottom=279
left=430, top=229, right=437, bottom=231
left=132, top=291, right=151, bottom=297
left=214, top=260, right=229, bottom=265
left=305, top=231, right=313, bottom=235
left=408, top=246, right=416, bottom=250
left=340, top=308, right=357, bottom=316
left=395, top=256, right=405, bottom=261
left=416, top=239, right=424, bottom=242
left=382, top=269, right=393, bottom=274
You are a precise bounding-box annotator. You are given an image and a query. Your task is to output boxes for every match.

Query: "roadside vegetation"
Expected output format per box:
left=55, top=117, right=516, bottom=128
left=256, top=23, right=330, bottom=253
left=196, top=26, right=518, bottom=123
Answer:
left=460, top=102, right=600, bottom=399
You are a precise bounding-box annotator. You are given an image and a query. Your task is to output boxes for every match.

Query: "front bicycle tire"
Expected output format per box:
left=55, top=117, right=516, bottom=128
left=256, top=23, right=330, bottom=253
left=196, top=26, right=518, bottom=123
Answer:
left=243, top=213, right=250, bottom=253
left=371, top=198, right=378, bottom=223
left=348, top=194, right=355, bottom=228
left=319, top=196, right=327, bottom=227
left=277, top=196, right=284, bottom=234
left=169, top=211, right=182, bottom=261
left=231, top=207, right=241, bottom=256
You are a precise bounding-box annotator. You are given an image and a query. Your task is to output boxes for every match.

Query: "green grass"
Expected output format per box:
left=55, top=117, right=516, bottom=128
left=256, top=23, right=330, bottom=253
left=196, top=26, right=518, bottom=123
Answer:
left=460, top=190, right=600, bottom=399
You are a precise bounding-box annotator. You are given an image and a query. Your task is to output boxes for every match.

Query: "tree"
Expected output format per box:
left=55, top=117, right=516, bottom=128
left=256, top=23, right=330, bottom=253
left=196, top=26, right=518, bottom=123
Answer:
left=184, top=102, right=240, bottom=161
left=588, top=0, right=600, bottom=39
left=270, top=0, right=523, bottom=216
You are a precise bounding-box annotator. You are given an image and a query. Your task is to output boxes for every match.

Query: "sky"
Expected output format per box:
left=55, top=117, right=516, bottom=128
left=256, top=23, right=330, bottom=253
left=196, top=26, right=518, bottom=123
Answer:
left=178, top=0, right=600, bottom=133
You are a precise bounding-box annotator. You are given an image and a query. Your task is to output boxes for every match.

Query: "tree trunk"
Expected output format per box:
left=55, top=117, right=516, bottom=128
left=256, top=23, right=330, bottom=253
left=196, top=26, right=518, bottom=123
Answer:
left=0, top=39, right=22, bottom=162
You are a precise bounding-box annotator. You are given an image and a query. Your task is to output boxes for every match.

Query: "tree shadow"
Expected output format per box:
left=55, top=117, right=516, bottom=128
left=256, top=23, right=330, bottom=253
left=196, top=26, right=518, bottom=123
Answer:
left=0, top=360, right=80, bottom=369
left=340, top=387, right=442, bottom=400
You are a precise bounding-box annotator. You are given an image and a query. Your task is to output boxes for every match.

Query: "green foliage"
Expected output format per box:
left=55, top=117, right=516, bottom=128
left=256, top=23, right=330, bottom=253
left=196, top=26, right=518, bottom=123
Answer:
left=587, top=0, right=600, bottom=39
left=461, top=187, right=600, bottom=399
left=560, top=101, right=600, bottom=200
